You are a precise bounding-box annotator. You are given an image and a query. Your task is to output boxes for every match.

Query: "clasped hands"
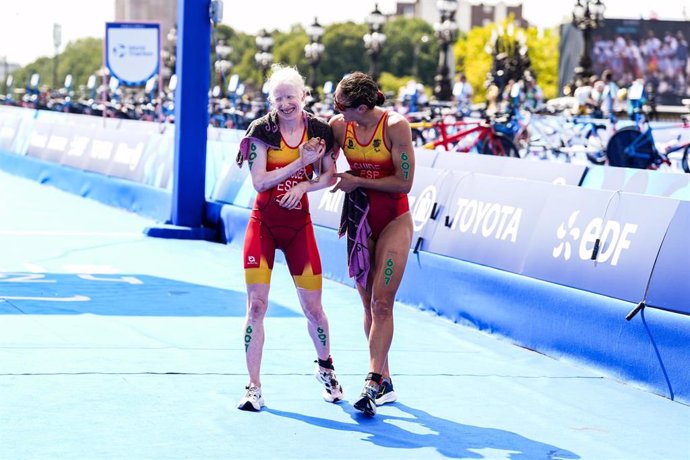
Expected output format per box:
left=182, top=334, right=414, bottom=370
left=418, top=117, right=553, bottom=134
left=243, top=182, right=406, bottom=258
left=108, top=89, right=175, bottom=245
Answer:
left=299, top=137, right=326, bottom=168
left=277, top=137, right=326, bottom=210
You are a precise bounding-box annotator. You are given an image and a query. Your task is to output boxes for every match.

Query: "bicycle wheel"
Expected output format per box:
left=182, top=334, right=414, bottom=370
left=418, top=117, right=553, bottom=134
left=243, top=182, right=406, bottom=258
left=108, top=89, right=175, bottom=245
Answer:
left=605, top=126, right=655, bottom=169
left=682, top=144, right=690, bottom=173
left=585, top=125, right=608, bottom=165
left=481, top=132, right=519, bottom=157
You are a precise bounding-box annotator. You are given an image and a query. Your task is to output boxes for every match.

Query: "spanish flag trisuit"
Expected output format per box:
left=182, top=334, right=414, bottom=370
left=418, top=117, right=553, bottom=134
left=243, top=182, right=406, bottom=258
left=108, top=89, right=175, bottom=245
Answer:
left=243, top=128, right=322, bottom=290
left=341, top=111, right=410, bottom=239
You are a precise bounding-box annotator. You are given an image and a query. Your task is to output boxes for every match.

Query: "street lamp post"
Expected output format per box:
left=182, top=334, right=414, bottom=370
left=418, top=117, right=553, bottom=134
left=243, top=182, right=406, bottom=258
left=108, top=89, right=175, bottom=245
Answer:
left=53, top=23, right=62, bottom=89
left=485, top=24, right=531, bottom=95
left=433, top=0, right=459, bottom=102
left=304, top=17, right=325, bottom=100
left=571, top=0, right=605, bottom=79
left=214, top=40, right=233, bottom=96
left=255, top=29, right=274, bottom=102
left=363, top=4, right=386, bottom=83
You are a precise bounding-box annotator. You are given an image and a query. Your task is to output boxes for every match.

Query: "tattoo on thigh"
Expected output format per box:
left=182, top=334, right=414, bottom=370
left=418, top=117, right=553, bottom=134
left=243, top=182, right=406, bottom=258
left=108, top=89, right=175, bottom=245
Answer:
left=317, top=326, right=327, bottom=346
left=244, top=325, right=253, bottom=352
left=384, top=258, right=395, bottom=285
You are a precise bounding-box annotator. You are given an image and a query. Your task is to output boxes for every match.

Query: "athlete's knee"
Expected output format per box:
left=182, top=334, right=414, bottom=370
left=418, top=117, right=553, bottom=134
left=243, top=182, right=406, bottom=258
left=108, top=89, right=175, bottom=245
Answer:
left=247, top=296, right=269, bottom=321
left=302, top=301, right=326, bottom=324
left=371, top=297, right=394, bottom=319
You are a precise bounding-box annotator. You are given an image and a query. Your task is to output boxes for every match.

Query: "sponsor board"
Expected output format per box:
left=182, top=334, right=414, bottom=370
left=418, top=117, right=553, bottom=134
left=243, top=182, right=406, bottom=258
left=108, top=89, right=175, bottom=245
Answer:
left=523, top=187, right=679, bottom=302
left=425, top=173, right=553, bottom=273
left=433, top=152, right=587, bottom=185
left=645, top=201, right=690, bottom=314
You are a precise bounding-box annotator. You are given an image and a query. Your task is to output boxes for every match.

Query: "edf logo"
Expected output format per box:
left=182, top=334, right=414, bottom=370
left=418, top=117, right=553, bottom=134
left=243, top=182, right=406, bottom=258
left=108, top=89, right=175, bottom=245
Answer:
left=552, top=210, right=638, bottom=266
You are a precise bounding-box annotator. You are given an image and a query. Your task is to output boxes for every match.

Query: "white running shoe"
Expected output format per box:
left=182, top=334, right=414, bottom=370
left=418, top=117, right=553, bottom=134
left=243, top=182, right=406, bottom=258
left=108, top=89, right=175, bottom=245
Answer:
left=315, top=368, right=344, bottom=403
left=237, top=385, right=264, bottom=412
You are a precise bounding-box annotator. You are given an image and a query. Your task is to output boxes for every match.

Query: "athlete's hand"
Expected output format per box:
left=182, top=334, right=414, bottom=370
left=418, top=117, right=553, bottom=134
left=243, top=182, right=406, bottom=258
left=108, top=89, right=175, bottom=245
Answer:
left=277, top=182, right=307, bottom=209
left=299, top=137, right=326, bottom=167
left=330, top=171, right=360, bottom=193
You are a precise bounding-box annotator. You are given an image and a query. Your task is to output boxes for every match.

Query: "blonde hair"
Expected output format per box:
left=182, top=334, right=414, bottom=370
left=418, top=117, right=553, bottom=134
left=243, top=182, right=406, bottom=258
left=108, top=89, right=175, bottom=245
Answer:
left=266, top=64, right=307, bottom=105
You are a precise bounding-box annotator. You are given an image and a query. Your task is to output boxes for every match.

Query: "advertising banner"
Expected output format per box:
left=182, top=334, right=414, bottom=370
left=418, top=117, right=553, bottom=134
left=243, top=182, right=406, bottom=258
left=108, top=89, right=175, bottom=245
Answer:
left=105, top=22, right=160, bottom=86
left=26, top=114, right=59, bottom=161
left=433, top=152, right=587, bottom=185
left=0, top=106, right=23, bottom=151
left=522, top=188, right=679, bottom=303
left=414, top=148, right=437, bottom=168
left=140, top=128, right=174, bottom=190
left=581, top=165, right=690, bottom=201
left=645, top=201, right=690, bottom=314
left=424, top=173, right=554, bottom=273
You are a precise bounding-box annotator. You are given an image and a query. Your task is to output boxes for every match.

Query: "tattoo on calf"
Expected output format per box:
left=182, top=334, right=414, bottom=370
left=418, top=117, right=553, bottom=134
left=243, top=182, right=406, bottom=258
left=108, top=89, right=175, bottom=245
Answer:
left=317, top=326, right=327, bottom=346
left=244, top=325, right=253, bottom=352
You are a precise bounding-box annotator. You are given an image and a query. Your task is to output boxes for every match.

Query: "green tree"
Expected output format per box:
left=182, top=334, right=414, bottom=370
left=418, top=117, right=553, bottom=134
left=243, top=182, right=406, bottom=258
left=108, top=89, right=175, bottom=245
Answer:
left=454, top=19, right=559, bottom=102
left=319, top=22, right=369, bottom=85
left=379, top=17, right=438, bottom=87
left=12, top=38, right=108, bottom=94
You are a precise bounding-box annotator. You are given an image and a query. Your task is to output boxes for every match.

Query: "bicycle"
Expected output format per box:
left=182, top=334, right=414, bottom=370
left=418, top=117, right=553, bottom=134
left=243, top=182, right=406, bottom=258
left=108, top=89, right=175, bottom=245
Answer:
left=409, top=114, right=519, bottom=157
left=516, top=111, right=611, bottom=164
left=605, top=114, right=690, bottom=172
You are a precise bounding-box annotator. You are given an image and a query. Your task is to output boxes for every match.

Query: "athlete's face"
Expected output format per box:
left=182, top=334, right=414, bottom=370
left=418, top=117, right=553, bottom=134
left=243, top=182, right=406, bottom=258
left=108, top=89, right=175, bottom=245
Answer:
left=334, top=86, right=357, bottom=122
left=271, top=83, right=304, bottom=121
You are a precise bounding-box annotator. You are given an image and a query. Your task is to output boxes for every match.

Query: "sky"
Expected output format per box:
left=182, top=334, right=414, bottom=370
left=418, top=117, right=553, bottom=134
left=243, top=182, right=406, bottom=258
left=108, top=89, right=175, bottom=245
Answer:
left=0, top=0, right=687, bottom=66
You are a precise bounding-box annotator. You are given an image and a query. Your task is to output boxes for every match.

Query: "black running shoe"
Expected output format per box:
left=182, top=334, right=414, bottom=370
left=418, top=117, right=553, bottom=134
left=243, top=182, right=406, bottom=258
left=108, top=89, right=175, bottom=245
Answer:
left=353, top=383, right=378, bottom=416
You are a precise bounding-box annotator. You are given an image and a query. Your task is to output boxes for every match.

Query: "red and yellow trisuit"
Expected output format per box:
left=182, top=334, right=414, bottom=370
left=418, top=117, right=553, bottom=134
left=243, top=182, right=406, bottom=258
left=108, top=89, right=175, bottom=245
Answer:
left=341, top=111, right=409, bottom=240
left=243, top=127, right=322, bottom=290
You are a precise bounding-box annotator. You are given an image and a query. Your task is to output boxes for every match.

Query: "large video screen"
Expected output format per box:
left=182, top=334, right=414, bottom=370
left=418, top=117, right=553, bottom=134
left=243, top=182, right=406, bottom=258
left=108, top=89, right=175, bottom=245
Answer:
left=591, top=19, right=690, bottom=105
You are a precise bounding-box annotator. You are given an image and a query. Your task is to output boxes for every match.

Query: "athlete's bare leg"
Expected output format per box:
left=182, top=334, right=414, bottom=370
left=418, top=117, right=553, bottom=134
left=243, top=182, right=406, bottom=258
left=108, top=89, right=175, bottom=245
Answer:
left=296, top=287, right=332, bottom=365
left=365, top=213, right=413, bottom=379
left=243, top=283, right=270, bottom=388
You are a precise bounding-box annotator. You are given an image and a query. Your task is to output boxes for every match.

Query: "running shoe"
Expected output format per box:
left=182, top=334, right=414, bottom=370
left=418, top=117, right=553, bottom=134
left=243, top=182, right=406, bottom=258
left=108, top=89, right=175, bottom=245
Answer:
left=353, top=383, right=379, bottom=416
left=375, top=378, right=397, bottom=406
left=237, top=385, right=264, bottom=412
left=315, top=367, right=344, bottom=403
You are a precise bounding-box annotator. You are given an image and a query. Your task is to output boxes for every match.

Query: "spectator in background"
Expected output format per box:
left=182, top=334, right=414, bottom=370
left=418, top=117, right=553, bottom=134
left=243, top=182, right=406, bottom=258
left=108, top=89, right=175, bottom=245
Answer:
left=452, top=73, right=473, bottom=116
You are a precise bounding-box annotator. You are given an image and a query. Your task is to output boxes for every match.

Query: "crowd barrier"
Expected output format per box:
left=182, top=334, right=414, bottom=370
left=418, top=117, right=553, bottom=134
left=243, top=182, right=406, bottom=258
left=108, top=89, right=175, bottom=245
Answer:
left=1, top=106, right=688, bottom=404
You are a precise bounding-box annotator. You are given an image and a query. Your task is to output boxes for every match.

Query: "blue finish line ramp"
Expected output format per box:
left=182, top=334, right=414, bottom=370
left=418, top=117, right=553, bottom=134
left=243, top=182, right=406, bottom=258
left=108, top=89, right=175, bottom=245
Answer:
left=1, top=169, right=689, bottom=459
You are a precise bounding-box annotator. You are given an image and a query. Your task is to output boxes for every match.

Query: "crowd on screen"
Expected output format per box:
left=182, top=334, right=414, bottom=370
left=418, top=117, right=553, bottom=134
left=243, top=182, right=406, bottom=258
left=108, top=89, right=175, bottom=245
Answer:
left=591, top=29, right=689, bottom=105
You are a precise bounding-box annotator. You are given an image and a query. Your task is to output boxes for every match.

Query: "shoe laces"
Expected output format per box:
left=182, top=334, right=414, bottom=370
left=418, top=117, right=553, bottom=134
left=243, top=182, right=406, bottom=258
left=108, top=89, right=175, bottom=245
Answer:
left=245, top=385, right=261, bottom=399
left=320, top=370, right=339, bottom=388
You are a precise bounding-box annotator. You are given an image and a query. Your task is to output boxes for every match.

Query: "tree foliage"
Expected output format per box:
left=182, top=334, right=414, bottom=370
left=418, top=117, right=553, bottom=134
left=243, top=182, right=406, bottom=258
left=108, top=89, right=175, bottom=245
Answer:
left=454, top=19, right=560, bottom=102
left=11, top=18, right=559, bottom=102
left=12, top=38, right=103, bottom=93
